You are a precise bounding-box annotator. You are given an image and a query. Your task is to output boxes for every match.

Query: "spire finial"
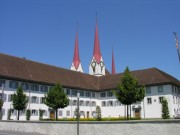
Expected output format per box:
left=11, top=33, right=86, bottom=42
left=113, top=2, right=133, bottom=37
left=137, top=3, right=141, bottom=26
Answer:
left=112, top=46, right=116, bottom=74
left=96, top=12, right=98, bottom=24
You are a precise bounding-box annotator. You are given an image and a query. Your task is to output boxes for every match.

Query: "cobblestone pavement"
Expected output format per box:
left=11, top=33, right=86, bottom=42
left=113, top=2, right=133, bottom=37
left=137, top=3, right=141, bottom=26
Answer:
left=0, top=130, right=45, bottom=135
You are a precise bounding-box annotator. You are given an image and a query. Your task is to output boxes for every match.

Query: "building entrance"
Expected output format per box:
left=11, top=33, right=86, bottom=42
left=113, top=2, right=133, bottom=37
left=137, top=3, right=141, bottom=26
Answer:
left=134, top=109, right=141, bottom=118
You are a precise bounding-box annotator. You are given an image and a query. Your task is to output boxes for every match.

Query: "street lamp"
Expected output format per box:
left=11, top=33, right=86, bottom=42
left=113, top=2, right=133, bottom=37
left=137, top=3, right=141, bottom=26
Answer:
left=77, top=92, right=80, bottom=135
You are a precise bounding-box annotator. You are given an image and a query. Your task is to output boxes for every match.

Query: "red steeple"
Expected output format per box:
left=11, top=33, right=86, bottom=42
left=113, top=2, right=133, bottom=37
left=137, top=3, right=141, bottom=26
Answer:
left=73, top=32, right=80, bottom=70
left=112, top=47, right=116, bottom=74
left=93, top=22, right=102, bottom=63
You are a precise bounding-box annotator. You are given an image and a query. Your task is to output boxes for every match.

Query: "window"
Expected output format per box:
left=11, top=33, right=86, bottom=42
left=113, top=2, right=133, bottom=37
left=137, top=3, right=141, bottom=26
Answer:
left=108, top=101, right=113, bottom=106
left=158, top=86, right=163, bottom=93
left=147, top=98, right=152, bottom=104
left=66, top=110, right=70, bottom=116
left=30, top=84, right=39, bottom=91
left=40, top=97, right=45, bottom=104
left=9, top=81, right=19, bottom=89
left=8, top=94, right=13, bottom=102
left=172, top=86, right=174, bottom=93
left=31, top=96, right=39, bottom=104
left=0, top=79, right=5, bottom=87
left=115, top=100, right=121, bottom=106
left=66, top=89, right=71, bottom=96
left=173, top=96, right=175, bottom=104
left=79, top=90, right=84, bottom=97
left=80, top=111, right=85, bottom=116
left=31, top=110, right=38, bottom=116
left=86, top=101, right=90, bottom=106
left=146, top=87, right=151, bottom=94
left=49, top=86, right=53, bottom=90
left=80, top=100, right=84, bottom=106
left=20, top=110, right=25, bottom=116
left=40, top=85, right=48, bottom=92
left=92, top=101, right=96, bottom=106
left=92, top=92, right=95, bottom=98
left=59, top=110, right=63, bottom=117
left=159, top=97, right=163, bottom=103
left=73, top=100, right=77, bottom=106
left=2, top=109, right=5, bottom=116
left=107, top=91, right=113, bottom=97
left=21, top=83, right=29, bottom=90
left=176, top=97, right=178, bottom=104
left=42, top=110, right=47, bottom=116
left=72, top=89, right=77, bottom=96
left=0, top=93, right=6, bottom=101
left=102, top=101, right=106, bottom=107
left=100, top=92, right=106, bottom=97
left=10, top=109, right=17, bottom=116
left=85, top=91, right=90, bottom=97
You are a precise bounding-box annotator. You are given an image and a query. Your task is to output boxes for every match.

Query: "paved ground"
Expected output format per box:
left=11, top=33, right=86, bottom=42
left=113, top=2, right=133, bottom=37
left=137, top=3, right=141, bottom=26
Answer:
left=0, top=130, right=45, bottom=135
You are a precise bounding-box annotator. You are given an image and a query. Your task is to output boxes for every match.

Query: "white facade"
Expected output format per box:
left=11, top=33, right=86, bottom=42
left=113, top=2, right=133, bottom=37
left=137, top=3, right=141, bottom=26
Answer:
left=1, top=78, right=180, bottom=120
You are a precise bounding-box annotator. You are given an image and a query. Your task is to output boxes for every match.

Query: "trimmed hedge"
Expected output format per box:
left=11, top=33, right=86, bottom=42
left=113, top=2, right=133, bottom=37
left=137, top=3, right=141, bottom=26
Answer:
left=43, top=117, right=141, bottom=121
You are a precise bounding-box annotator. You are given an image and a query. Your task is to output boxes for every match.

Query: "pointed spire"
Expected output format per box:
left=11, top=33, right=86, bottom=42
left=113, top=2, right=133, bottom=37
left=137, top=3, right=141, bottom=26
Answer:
left=93, top=21, right=102, bottom=63
left=73, top=31, right=80, bottom=70
left=112, top=47, right=116, bottom=74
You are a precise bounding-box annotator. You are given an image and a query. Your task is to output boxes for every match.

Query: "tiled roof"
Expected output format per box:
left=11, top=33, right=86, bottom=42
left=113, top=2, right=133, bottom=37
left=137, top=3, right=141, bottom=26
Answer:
left=0, top=53, right=179, bottom=91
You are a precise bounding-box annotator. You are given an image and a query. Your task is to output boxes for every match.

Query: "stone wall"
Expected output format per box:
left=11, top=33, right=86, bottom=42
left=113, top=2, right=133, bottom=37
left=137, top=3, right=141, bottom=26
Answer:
left=0, top=120, right=180, bottom=135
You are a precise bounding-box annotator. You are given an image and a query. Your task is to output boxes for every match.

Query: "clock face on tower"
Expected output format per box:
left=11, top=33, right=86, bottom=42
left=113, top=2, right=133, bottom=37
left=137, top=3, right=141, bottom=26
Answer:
left=100, top=61, right=104, bottom=67
left=91, top=61, right=96, bottom=68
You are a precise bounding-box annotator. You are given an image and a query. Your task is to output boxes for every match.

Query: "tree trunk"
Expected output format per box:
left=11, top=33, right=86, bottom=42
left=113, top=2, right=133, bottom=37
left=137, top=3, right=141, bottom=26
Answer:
left=17, top=110, right=19, bottom=120
left=55, top=109, right=58, bottom=121
left=127, top=105, right=129, bottom=120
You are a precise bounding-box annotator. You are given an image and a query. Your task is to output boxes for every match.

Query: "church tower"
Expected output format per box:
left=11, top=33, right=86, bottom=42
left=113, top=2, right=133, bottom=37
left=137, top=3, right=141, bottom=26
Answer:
left=70, top=31, right=83, bottom=72
left=89, top=22, right=105, bottom=76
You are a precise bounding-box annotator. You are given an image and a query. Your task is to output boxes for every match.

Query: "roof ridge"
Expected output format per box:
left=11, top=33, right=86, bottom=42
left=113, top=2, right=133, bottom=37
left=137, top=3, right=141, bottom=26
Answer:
left=154, top=68, right=179, bottom=82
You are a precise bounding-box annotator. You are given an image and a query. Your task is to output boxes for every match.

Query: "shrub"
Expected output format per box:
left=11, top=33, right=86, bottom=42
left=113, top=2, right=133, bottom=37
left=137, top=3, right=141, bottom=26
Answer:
left=39, top=109, right=43, bottom=120
left=26, top=109, right=31, bottom=121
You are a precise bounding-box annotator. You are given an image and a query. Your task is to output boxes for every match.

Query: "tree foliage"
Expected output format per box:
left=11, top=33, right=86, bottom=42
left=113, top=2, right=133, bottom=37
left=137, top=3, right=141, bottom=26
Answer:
left=115, top=67, right=145, bottom=120
left=96, top=106, right=102, bottom=121
left=12, top=86, right=28, bottom=120
left=161, top=97, right=170, bottom=119
left=44, top=83, right=69, bottom=121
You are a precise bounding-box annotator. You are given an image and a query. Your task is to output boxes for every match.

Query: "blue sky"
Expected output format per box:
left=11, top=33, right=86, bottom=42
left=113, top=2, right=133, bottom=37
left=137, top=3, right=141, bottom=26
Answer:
left=0, top=0, right=180, bottom=79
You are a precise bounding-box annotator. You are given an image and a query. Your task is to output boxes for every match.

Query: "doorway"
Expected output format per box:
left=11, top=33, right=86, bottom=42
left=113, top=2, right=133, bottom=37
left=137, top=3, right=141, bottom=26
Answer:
left=50, top=111, right=55, bottom=119
left=87, top=111, right=89, bottom=118
left=134, top=109, right=141, bottom=118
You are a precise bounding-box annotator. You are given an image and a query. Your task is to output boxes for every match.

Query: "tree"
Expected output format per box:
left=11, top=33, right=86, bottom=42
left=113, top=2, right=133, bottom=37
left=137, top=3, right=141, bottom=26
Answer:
left=161, top=97, right=170, bottom=119
left=12, top=86, right=28, bottom=120
left=96, top=106, right=101, bottom=121
left=44, top=83, right=69, bottom=121
left=0, top=99, right=3, bottom=120
left=115, top=67, right=145, bottom=120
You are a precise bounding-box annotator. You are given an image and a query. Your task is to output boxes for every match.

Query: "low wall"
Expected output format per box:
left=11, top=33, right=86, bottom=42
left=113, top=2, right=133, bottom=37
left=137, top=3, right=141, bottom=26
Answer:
left=0, top=120, right=180, bottom=135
